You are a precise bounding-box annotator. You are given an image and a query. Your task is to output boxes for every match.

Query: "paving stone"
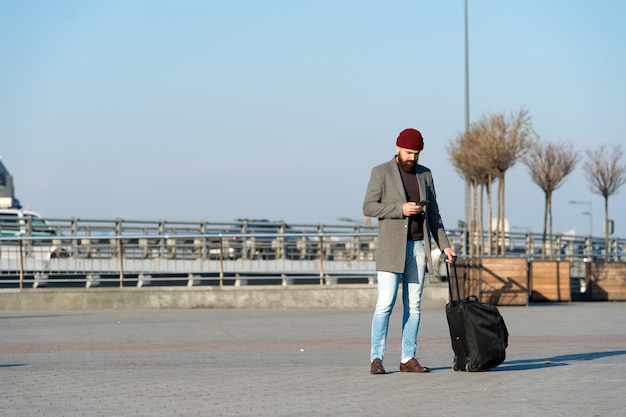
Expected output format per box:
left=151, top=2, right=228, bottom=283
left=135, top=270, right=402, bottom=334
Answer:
left=1, top=303, right=625, bottom=416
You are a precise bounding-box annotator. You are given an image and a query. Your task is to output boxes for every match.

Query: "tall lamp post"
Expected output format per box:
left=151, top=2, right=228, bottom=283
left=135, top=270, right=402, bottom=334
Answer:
left=463, top=0, right=471, bottom=256
left=568, top=200, right=593, bottom=236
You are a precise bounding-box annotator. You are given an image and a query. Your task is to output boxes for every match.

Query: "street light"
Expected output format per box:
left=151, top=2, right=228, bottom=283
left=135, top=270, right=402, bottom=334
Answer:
left=581, top=212, right=592, bottom=236
left=568, top=201, right=593, bottom=236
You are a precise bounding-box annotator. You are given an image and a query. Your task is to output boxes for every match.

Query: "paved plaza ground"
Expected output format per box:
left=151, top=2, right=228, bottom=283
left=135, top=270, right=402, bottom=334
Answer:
left=1, top=302, right=625, bottom=416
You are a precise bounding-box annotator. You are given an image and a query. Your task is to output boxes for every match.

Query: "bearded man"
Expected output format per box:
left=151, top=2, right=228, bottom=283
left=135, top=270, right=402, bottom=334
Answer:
left=363, top=128, right=457, bottom=375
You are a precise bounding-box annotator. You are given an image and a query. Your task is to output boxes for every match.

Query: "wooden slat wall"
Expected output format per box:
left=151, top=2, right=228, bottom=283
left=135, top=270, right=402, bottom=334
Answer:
left=451, top=259, right=626, bottom=304
left=453, top=258, right=528, bottom=306
left=479, top=258, right=528, bottom=306
left=530, top=261, right=571, bottom=302
left=586, top=263, right=626, bottom=301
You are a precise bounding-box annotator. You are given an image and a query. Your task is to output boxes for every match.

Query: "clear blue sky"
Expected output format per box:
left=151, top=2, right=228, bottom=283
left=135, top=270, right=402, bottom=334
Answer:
left=2, top=0, right=625, bottom=237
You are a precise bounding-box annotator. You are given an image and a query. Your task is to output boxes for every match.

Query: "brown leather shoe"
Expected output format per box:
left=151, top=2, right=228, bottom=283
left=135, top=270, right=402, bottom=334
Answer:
left=399, top=358, right=430, bottom=373
left=370, top=358, right=386, bottom=374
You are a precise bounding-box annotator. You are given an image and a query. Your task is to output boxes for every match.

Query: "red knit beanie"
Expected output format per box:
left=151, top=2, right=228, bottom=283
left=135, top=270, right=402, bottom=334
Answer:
left=396, top=128, right=424, bottom=151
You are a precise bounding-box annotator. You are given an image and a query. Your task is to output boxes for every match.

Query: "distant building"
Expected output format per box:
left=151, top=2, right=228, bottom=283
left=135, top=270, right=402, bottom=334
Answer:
left=0, top=157, right=20, bottom=208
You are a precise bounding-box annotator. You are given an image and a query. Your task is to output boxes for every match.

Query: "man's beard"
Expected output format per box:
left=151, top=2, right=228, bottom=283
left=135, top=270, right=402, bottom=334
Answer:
left=397, top=155, right=417, bottom=173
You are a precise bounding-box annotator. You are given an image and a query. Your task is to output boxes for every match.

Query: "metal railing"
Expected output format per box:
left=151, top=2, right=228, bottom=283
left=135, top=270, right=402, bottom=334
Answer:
left=0, top=231, right=378, bottom=289
left=1, top=216, right=625, bottom=290
left=451, top=229, right=626, bottom=262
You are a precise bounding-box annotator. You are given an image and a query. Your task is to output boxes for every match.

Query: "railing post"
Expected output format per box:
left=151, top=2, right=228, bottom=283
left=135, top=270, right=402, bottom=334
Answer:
left=118, top=239, right=124, bottom=288
left=350, top=228, right=358, bottom=261
left=584, top=236, right=592, bottom=259
left=218, top=236, right=224, bottom=288
left=18, top=239, right=24, bottom=290
left=318, top=234, right=324, bottom=285
left=298, top=235, right=307, bottom=260
left=71, top=217, right=79, bottom=256
left=113, top=218, right=123, bottom=258
left=158, top=220, right=166, bottom=258
left=611, top=237, right=620, bottom=262
left=200, top=222, right=207, bottom=260
left=525, top=232, right=533, bottom=258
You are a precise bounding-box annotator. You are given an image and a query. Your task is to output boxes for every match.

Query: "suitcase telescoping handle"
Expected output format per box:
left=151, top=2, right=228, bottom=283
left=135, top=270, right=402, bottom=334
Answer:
left=443, top=254, right=461, bottom=302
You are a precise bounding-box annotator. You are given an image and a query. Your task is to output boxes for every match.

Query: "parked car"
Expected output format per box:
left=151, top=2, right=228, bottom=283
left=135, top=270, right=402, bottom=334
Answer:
left=223, top=219, right=311, bottom=260
left=0, top=208, right=69, bottom=259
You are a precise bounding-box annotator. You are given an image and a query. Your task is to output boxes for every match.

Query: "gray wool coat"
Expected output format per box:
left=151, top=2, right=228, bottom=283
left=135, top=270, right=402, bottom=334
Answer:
left=363, top=156, right=452, bottom=273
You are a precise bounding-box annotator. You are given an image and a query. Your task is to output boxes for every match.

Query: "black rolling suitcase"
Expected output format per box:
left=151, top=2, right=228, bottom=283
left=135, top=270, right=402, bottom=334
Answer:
left=445, top=259, right=509, bottom=372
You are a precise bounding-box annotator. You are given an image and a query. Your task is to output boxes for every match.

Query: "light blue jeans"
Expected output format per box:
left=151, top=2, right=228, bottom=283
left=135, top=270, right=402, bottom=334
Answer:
left=371, top=240, right=427, bottom=362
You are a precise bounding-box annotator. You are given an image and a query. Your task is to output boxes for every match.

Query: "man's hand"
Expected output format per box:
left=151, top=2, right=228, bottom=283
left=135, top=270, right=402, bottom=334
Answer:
left=402, top=202, right=424, bottom=217
left=443, top=247, right=457, bottom=263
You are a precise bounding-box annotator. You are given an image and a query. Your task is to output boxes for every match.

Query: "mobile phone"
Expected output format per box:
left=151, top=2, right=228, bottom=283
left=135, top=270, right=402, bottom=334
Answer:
left=417, top=200, right=429, bottom=206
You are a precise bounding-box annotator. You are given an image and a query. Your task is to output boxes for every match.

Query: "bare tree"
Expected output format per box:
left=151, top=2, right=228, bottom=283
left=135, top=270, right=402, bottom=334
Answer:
left=523, top=141, right=579, bottom=259
left=583, top=145, right=626, bottom=260
left=481, top=109, right=535, bottom=255
left=448, top=144, right=475, bottom=256
left=449, top=108, right=535, bottom=258
left=449, top=127, right=483, bottom=257
left=449, top=120, right=497, bottom=257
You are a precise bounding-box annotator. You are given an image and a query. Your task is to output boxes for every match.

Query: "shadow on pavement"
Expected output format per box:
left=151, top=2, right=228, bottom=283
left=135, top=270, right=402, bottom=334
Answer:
left=429, top=350, right=626, bottom=373
left=494, top=350, right=626, bottom=371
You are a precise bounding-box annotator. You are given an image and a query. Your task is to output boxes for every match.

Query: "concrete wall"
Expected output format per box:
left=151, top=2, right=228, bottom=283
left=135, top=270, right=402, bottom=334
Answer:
left=0, top=284, right=450, bottom=311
